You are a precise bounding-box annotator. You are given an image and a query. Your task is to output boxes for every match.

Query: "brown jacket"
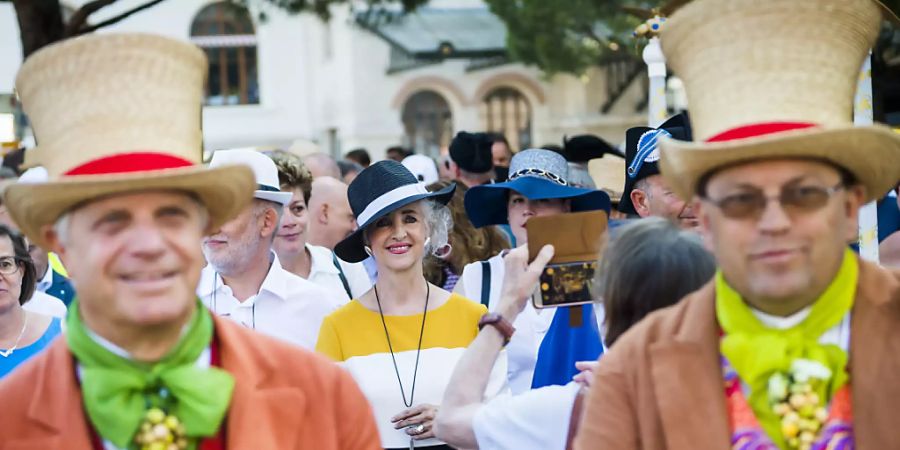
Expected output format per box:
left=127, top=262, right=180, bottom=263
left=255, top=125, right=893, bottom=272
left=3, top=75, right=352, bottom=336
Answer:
left=0, top=315, right=381, bottom=450
left=574, top=259, right=900, bottom=450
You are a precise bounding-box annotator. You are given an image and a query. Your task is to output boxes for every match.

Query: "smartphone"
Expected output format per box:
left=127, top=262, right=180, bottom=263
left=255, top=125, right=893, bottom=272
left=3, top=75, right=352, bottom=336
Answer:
left=526, top=210, right=608, bottom=309
left=537, top=260, right=599, bottom=307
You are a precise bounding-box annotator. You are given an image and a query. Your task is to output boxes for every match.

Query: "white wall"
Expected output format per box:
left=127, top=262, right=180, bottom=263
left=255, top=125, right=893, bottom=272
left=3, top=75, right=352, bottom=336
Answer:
left=0, top=4, right=23, bottom=94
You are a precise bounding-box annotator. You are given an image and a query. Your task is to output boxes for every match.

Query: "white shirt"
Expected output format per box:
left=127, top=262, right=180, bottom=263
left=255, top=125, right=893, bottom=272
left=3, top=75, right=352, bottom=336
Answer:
left=36, top=267, right=53, bottom=293
left=23, top=291, right=67, bottom=319
left=306, top=244, right=372, bottom=304
left=198, top=253, right=341, bottom=350
left=752, top=306, right=851, bottom=351
left=473, top=382, right=581, bottom=450
left=460, top=253, right=554, bottom=394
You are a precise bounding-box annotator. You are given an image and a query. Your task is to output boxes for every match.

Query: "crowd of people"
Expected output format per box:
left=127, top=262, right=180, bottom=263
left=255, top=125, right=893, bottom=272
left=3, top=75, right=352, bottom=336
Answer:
left=2, top=0, right=900, bottom=449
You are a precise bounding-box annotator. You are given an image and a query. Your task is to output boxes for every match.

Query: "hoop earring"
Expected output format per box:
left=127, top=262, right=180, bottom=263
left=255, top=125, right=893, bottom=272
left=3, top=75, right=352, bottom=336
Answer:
left=364, top=246, right=373, bottom=256
left=433, top=244, right=452, bottom=259
left=424, top=237, right=431, bottom=249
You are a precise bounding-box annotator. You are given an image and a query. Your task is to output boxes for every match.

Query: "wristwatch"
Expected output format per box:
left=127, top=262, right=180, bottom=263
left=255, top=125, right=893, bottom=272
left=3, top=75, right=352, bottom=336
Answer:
left=478, top=313, right=516, bottom=346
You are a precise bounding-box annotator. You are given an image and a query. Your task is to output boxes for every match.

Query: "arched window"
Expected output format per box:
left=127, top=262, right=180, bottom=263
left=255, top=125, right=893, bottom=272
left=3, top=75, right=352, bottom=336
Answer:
left=481, top=87, right=532, bottom=151
left=402, top=91, right=453, bottom=158
left=190, top=2, right=259, bottom=106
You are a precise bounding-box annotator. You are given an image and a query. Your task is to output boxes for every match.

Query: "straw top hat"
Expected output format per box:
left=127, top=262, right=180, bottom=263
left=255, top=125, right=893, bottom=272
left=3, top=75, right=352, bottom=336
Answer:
left=4, top=33, right=255, bottom=248
left=659, top=0, right=900, bottom=203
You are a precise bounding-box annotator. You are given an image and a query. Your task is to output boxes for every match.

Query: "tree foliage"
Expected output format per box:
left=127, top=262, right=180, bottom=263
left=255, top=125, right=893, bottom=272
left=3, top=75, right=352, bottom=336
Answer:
left=487, top=0, right=899, bottom=77
left=3, top=0, right=428, bottom=59
left=484, top=0, right=665, bottom=76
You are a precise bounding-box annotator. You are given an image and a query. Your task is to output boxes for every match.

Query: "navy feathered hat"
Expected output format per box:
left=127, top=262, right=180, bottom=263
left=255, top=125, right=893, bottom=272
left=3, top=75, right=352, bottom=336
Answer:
left=618, top=112, right=692, bottom=215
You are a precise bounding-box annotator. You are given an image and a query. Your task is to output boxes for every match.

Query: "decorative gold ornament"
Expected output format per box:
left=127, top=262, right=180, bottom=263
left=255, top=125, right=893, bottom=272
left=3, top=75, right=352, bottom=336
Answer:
left=767, top=360, right=832, bottom=450
left=134, top=407, right=189, bottom=450
left=633, top=16, right=667, bottom=38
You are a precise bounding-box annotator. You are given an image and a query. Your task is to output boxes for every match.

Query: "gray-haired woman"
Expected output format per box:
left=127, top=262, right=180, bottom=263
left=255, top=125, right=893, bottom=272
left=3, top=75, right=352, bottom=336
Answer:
left=316, top=161, right=506, bottom=450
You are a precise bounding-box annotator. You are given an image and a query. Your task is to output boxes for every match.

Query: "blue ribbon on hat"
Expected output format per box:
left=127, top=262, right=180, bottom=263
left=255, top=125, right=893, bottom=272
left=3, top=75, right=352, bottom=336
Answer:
left=627, top=128, right=672, bottom=179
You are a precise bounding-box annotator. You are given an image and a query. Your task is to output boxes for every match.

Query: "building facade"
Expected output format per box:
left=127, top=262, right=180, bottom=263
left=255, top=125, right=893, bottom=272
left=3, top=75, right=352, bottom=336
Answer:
left=0, top=0, right=650, bottom=160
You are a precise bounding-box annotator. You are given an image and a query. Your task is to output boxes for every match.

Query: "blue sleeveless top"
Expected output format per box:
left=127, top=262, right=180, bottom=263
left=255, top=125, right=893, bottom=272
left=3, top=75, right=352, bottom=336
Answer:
left=0, top=317, right=62, bottom=378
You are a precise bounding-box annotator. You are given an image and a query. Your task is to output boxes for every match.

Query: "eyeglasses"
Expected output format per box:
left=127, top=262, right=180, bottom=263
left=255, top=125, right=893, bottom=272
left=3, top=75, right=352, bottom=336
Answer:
left=0, top=256, right=22, bottom=276
left=704, top=182, right=845, bottom=220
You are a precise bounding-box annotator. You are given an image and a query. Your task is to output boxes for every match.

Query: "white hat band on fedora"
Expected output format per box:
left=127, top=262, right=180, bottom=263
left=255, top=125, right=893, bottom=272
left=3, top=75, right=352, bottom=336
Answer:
left=658, top=0, right=900, bottom=202
left=4, top=33, right=255, bottom=248
left=357, top=182, right=430, bottom=226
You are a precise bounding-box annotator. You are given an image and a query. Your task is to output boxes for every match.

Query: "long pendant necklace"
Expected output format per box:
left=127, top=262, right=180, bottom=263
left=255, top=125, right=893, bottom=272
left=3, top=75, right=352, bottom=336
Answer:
left=0, top=313, right=28, bottom=358
left=374, top=280, right=430, bottom=450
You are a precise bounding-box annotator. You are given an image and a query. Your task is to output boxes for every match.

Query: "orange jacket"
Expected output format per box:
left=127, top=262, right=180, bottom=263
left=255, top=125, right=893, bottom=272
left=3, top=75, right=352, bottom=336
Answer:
left=574, top=259, right=900, bottom=450
left=0, top=315, right=381, bottom=450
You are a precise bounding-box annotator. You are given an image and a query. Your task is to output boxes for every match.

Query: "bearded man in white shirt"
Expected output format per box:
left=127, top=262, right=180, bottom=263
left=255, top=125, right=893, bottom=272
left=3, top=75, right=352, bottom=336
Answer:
left=199, top=149, right=341, bottom=349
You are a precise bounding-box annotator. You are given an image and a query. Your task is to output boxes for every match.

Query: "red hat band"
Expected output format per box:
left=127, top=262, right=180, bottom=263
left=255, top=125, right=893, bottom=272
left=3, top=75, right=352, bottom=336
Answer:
left=63, top=152, right=194, bottom=176
left=706, top=122, right=818, bottom=143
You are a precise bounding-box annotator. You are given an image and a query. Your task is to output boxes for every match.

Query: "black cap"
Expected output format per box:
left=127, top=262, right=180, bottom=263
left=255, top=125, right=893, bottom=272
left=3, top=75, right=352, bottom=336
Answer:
left=618, top=112, right=692, bottom=215
left=449, top=132, right=494, bottom=174
left=562, top=135, right=622, bottom=163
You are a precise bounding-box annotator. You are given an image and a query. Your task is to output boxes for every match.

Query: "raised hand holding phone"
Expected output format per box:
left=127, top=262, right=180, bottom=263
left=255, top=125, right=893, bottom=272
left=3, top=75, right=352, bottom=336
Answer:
left=525, top=210, right=608, bottom=308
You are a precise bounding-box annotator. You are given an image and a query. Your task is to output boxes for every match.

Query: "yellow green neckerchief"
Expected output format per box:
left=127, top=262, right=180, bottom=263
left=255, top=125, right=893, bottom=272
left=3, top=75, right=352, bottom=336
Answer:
left=716, top=249, right=856, bottom=448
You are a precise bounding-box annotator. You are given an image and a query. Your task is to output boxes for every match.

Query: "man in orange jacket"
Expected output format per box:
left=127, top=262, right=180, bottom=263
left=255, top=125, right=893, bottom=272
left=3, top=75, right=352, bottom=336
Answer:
left=0, top=32, right=379, bottom=450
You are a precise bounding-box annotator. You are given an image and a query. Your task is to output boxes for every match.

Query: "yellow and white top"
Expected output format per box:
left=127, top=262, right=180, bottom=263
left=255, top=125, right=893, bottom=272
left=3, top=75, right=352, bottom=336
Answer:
left=317, top=293, right=508, bottom=448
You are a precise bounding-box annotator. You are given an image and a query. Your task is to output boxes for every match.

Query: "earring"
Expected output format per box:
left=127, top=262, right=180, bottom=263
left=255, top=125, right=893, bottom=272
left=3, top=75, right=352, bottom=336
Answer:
left=424, top=237, right=431, bottom=249
left=433, top=244, right=452, bottom=259
left=364, top=246, right=373, bottom=256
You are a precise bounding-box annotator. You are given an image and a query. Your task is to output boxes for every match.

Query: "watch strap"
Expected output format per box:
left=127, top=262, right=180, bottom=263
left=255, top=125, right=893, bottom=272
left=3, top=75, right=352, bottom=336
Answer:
left=478, top=312, right=516, bottom=345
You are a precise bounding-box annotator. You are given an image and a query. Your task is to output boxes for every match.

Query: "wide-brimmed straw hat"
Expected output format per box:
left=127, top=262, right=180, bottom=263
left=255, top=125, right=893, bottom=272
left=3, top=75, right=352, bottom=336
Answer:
left=464, top=149, right=611, bottom=227
left=334, top=160, right=456, bottom=263
left=4, top=33, right=255, bottom=249
left=658, top=0, right=900, bottom=203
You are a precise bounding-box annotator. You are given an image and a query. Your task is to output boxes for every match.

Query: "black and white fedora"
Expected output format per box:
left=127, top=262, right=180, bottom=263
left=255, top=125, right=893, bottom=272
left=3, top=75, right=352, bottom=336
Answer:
left=334, top=160, right=456, bottom=263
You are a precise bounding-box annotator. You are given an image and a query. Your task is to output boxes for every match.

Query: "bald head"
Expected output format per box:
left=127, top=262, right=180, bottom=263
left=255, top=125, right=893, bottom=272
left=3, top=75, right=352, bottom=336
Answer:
left=307, top=177, right=357, bottom=250
left=303, top=153, right=341, bottom=179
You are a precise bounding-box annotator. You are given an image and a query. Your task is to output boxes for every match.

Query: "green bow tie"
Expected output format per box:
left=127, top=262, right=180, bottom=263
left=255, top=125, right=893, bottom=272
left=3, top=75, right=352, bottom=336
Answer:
left=67, top=300, right=235, bottom=448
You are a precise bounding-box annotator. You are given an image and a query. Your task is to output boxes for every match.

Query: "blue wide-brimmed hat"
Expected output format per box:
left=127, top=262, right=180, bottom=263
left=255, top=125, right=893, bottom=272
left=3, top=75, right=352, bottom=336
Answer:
left=464, top=149, right=611, bottom=228
left=334, top=160, right=455, bottom=263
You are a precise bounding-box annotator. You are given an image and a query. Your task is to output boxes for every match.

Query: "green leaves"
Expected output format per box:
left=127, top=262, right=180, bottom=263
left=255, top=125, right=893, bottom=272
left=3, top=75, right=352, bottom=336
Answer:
left=485, top=0, right=666, bottom=75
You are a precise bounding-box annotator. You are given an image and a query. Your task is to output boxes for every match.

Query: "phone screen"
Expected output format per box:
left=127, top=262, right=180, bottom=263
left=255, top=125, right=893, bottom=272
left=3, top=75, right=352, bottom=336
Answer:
left=535, top=260, right=599, bottom=308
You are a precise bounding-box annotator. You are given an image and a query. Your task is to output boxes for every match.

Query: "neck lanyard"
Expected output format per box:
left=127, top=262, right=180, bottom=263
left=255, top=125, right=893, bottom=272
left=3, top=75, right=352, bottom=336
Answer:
left=374, top=280, right=430, bottom=408
left=211, top=272, right=255, bottom=330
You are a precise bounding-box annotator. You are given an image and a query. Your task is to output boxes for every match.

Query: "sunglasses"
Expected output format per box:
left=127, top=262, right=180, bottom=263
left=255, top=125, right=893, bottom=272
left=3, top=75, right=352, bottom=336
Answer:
left=704, top=182, right=845, bottom=220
